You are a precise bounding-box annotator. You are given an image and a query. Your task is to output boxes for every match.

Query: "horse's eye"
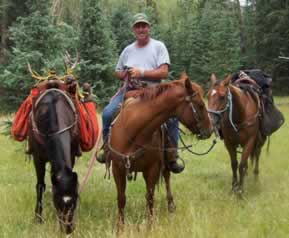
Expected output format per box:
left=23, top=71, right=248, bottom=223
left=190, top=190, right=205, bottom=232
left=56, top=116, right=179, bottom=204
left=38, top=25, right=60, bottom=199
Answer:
left=199, top=104, right=205, bottom=110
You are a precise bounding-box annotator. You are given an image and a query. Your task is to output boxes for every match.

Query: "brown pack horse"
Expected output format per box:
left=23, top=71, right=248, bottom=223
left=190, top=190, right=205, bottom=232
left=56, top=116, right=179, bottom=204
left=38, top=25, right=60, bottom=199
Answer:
left=108, top=73, right=212, bottom=228
left=207, top=74, right=266, bottom=194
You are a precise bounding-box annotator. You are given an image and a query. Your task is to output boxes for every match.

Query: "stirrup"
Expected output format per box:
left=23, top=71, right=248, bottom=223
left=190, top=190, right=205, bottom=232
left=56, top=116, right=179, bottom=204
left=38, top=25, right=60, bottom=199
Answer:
left=96, top=153, right=106, bottom=164
left=167, top=157, right=185, bottom=174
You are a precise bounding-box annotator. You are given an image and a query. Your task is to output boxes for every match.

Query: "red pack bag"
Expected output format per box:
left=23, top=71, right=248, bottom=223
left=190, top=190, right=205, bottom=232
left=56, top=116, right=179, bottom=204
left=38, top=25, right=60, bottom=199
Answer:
left=11, top=96, right=33, bottom=141
left=77, top=100, right=100, bottom=152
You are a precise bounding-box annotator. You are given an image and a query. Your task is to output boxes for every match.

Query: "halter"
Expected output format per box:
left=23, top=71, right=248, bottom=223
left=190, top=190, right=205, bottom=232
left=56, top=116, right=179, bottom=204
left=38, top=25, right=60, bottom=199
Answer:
left=31, top=88, right=78, bottom=138
left=184, top=92, right=205, bottom=134
left=207, top=89, right=238, bottom=132
left=208, top=86, right=260, bottom=133
left=185, top=92, right=210, bottom=135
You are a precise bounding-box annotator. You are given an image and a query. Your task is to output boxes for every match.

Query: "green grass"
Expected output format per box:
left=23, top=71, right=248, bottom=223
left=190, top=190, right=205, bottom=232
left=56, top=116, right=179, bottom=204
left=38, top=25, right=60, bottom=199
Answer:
left=1, top=97, right=289, bottom=238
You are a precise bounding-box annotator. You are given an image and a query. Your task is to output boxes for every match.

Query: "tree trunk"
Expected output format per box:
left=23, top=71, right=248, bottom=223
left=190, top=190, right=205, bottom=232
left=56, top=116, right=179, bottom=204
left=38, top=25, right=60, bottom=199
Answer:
left=0, top=0, right=8, bottom=64
left=235, top=0, right=245, bottom=58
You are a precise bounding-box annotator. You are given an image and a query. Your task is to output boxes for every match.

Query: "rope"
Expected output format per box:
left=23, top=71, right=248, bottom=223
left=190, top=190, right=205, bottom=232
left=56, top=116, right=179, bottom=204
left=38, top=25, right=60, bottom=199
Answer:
left=179, top=134, right=217, bottom=156
left=78, top=113, right=102, bottom=193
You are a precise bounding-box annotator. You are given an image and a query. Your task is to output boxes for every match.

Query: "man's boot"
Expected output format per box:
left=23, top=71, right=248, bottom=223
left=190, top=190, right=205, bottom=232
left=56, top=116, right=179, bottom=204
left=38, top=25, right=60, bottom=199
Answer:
left=96, top=145, right=108, bottom=164
left=165, top=148, right=184, bottom=174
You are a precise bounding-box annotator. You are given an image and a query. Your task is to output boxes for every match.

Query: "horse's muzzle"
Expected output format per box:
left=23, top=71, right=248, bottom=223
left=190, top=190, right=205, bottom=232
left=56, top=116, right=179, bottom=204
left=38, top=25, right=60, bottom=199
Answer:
left=58, top=211, right=75, bottom=234
left=197, top=127, right=212, bottom=140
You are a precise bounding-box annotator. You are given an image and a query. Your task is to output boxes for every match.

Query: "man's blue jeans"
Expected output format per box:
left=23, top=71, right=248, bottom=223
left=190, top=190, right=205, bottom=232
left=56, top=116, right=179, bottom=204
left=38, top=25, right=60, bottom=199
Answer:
left=102, top=90, right=179, bottom=146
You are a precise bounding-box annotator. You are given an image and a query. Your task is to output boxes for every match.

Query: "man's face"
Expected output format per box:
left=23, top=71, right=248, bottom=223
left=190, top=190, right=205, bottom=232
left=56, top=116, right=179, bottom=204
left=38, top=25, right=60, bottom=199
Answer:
left=133, top=22, right=150, bottom=42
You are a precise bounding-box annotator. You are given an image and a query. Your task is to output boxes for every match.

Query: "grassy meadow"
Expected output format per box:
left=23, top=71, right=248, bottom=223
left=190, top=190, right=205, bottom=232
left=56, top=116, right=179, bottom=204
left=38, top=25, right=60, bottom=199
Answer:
left=0, top=97, right=289, bottom=238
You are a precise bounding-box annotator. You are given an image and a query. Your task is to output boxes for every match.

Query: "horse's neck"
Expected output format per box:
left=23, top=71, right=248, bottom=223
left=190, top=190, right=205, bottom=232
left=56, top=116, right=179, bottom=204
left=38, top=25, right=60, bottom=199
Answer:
left=48, top=134, right=72, bottom=172
left=47, top=99, right=73, bottom=172
left=229, top=85, right=251, bottom=122
left=122, top=88, right=182, bottom=141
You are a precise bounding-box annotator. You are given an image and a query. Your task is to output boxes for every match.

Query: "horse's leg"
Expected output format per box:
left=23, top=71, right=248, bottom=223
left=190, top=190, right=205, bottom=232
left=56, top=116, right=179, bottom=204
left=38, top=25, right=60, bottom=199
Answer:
left=239, top=137, right=256, bottom=193
left=33, top=157, right=46, bottom=223
left=224, top=142, right=238, bottom=191
left=253, top=133, right=266, bottom=179
left=143, top=164, right=160, bottom=223
left=112, top=162, right=126, bottom=230
left=163, top=169, right=175, bottom=213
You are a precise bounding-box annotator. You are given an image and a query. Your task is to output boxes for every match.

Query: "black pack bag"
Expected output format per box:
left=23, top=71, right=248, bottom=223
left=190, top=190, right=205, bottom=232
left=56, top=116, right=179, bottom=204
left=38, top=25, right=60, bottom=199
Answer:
left=261, top=95, right=285, bottom=136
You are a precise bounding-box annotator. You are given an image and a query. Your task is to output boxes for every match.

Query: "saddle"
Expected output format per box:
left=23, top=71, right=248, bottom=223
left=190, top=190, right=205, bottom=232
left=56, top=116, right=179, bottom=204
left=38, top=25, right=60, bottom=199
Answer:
left=233, top=71, right=284, bottom=136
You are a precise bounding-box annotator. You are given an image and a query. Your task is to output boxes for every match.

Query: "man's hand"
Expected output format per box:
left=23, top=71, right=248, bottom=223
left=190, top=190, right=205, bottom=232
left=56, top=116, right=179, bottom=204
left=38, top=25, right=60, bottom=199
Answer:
left=128, top=67, right=144, bottom=78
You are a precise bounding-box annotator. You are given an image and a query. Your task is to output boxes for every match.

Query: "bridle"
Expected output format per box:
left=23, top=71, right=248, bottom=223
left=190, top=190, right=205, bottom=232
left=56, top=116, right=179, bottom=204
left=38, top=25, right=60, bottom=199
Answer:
left=207, top=88, right=231, bottom=115
left=184, top=92, right=203, bottom=135
left=207, top=87, right=238, bottom=132
left=31, top=88, right=78, bottom=138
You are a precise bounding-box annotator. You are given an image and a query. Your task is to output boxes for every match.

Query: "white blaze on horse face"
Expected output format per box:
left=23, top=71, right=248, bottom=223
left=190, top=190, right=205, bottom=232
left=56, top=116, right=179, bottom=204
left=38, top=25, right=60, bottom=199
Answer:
left=63, top=196, right=72, bottom=203
left=211, top=89, right=217, bottom=96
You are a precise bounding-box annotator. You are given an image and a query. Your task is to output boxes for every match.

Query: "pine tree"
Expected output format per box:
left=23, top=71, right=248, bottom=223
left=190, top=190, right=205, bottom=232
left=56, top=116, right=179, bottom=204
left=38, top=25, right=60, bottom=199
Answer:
left=111, top=5, right=133, bottom=54
left=255, top=0, right=289, bottom=93
left=79, top=0, right=117, bottom=105
left=0, top=0, right=78, bottom=111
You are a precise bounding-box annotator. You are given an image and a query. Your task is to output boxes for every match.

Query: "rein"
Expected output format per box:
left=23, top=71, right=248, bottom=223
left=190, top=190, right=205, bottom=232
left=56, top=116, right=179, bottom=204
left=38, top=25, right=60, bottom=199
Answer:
left=178, top=130, right=217, bottom=156
left=31, top=88, right=78, bottom=137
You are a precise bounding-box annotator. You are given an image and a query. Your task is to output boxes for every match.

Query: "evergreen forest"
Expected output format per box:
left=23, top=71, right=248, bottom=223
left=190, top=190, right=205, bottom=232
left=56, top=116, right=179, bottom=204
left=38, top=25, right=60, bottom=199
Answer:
left=1, top=0, right=288, bottom=111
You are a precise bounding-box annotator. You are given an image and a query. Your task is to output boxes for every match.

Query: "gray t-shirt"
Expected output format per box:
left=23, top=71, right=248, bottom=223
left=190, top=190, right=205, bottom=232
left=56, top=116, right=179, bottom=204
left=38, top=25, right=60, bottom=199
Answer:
left=116, top=38, right=170, bottom=81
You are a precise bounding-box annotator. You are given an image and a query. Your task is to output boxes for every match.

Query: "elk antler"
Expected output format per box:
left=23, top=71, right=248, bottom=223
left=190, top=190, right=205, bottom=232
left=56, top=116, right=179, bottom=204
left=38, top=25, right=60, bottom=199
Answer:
left=64, top=51, right=79, bottom=74
left=27, top=63, right=47, bottom=81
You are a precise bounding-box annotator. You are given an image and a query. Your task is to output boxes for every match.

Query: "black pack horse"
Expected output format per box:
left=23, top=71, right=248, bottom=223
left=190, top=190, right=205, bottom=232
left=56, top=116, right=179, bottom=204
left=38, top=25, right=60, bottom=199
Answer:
left=28, top=83, right=79, bottom=234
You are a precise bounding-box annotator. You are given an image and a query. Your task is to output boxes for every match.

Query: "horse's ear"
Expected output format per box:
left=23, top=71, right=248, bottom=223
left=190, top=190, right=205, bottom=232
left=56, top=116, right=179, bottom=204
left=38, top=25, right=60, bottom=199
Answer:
left=223, top=74, right=232, bottom=87
left=185, top=76, right=193, bottom=94
left=210, top=74, right=217, bottom=85
left=180, top=71, right=188, bottom=80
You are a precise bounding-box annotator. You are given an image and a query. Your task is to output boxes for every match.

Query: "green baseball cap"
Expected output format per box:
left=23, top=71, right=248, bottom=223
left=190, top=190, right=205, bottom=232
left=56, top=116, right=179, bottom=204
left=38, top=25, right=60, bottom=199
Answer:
left=132, top=13, right=150, bottom=27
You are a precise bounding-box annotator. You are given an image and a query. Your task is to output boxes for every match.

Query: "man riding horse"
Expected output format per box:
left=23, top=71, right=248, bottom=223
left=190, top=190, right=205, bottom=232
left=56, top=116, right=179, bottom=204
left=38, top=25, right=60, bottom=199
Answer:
left=97, top=13, right=184, bottom=173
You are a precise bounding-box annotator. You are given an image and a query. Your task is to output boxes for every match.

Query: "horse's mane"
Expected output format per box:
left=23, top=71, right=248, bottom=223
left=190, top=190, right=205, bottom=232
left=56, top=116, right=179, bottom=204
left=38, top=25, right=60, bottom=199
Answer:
left=125, top=78, right=203, bottom=102
left=191, top=82, right=204, bottom=98
left=126, top=82, right=178, bottom=102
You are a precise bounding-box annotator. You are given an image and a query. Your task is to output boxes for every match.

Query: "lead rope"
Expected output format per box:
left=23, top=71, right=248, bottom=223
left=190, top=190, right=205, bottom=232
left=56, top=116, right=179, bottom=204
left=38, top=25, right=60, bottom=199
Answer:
left=228, top=90, right=238, bottom=132
left=78, top=113, right=102, bottom=193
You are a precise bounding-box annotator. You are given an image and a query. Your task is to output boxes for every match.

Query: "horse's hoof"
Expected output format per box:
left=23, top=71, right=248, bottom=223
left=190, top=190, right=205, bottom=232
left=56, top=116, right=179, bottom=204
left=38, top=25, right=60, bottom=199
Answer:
left=232, top=185, right=244, bottom=198
left=127, top=173, right=133, bottom=181
left=35, top=214, right=44, bottom=224
left=64, top=225, right=75, bottom=235
left=168, top=202, right=176, bottom=213
left=231, top=182, right=238, bottom=192
left=116, top=223, right=124, bottom=235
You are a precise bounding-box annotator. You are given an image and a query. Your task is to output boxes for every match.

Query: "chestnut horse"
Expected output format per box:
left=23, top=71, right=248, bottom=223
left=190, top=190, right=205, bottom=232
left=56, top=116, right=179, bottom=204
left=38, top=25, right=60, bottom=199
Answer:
left=207, top=74, right=266, bottom=194
left=28, top=84, right=79, bottom=234
left=108, top=73, right=212, bottom=228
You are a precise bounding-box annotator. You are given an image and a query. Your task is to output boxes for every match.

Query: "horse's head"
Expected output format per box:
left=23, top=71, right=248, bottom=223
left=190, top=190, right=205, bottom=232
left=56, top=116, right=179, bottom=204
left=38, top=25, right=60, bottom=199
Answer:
left=207, top=74, right=231, bottom=127
left=51, top=168, right=79, bottom=234
left=175, top=73, right=212, bottom=139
